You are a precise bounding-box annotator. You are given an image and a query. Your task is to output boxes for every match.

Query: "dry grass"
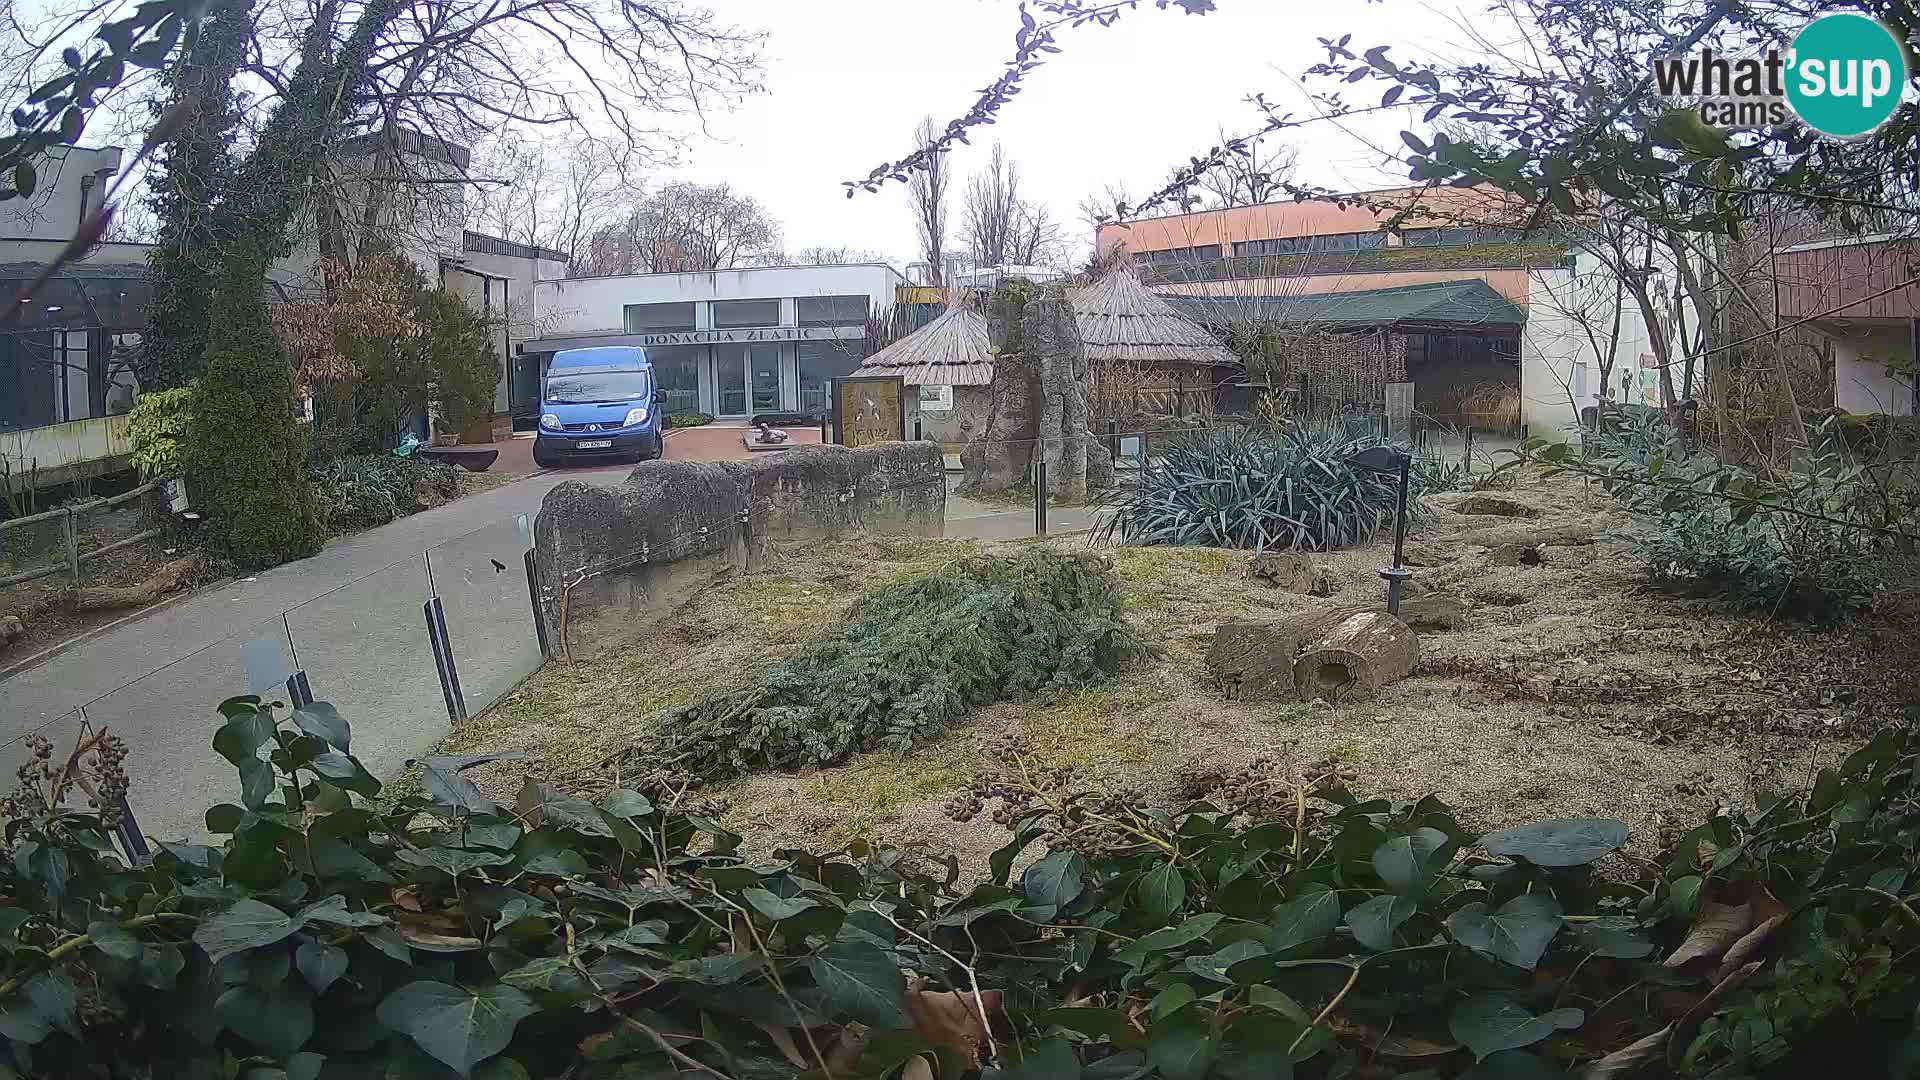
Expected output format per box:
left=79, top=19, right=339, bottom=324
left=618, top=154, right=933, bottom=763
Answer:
left=439, top=472, right=1902, bottom=868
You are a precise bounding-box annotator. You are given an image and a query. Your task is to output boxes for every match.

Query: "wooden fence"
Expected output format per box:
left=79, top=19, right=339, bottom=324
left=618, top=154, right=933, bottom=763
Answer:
left=0, top=481, right=163, bottom=589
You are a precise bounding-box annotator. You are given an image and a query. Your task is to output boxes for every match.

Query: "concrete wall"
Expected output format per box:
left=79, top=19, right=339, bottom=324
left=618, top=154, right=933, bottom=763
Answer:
left=0, top=145, right=123, bottom=243
left=1829, top=322, right=1915, bottom=416
left=444, top=248, right=571, bottom=414
left=531, top=441, right=945, bottom=656
left=1519, top=260, right=1668, bottom=436
left=533, top=264, right=905, bottom=336
left=0, top=413, right=133, bottom=491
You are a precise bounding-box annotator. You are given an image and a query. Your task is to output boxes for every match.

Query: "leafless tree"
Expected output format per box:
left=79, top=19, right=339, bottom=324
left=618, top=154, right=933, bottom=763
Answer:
left=793, top=245, right=889, bottom=265
left=1193, top=128, right=1298, bottom=209
left=576, top=180, right=781, bottom=276
left=962, top=142, right=1065, bottom=269
left=465, top=132, right=632, bottom=266
left=906, top=115, right=949, bottom=285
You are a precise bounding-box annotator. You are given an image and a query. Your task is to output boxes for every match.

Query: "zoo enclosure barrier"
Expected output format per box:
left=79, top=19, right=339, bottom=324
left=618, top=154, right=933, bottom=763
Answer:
left=0, top=480, right=166, bottom=589
left=7, top=509, right=551, bottom=853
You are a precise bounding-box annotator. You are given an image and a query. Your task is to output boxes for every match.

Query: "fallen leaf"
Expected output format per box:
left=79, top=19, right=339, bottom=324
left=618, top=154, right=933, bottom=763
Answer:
left=391, top=888, right=425, bottom=913
left=902, top=1055, right=935, bottom=1080
left=1663, top=899, right=1752, bottom=968
left=1714, top=912, right=1788, bottom=982
left=906, top=988, right=1002, bottom=1067
left=1578, top=1025, right=1670, bottom=1079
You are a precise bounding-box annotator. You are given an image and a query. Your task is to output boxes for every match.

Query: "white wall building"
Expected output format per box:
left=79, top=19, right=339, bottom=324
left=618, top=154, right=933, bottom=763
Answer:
left=523, top=263, right=907, bottom=421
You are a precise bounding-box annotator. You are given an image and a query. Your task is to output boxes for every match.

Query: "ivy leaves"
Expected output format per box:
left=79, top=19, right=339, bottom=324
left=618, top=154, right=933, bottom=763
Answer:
left=376, top=981, right=537, bottom=1077
left=808, top=942, right=911, bottom=1028
left=1447, top=895, right=1565, bottom=970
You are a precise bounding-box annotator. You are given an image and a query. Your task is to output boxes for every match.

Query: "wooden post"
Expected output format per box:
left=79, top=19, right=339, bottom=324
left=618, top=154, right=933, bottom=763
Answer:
left=62, top=508, right=80, bottom=584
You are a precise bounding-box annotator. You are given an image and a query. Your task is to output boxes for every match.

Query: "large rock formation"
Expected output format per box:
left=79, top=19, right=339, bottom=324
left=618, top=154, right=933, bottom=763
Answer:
left=960, top=283, right=1108, bottom=501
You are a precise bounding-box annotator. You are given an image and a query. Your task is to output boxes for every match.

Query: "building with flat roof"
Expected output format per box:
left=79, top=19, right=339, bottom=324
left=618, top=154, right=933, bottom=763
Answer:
left=521, top=263, right=907, bottom=423
left=1092, top=187, right=1685, bottom=434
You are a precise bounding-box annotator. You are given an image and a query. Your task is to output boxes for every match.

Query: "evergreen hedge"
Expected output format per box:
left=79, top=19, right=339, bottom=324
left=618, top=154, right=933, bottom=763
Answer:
left=183, top=257, right=324, bottom=569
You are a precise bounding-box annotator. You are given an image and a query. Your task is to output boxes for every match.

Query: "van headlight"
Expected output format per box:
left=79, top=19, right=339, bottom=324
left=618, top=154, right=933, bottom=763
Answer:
left=623, top=407, right=648, bottom=426
left=540, top=413, right=561, bottom=430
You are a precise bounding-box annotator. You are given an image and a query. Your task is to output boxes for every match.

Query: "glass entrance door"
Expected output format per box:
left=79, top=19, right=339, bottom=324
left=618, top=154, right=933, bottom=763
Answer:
left=749, top=345, right=780, bottom=413
left=715, top=346, right=747, bottom=416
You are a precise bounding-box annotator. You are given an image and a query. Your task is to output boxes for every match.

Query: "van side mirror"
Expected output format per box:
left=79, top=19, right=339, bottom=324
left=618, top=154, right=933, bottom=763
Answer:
left=654, top=388, right=669, bottom=404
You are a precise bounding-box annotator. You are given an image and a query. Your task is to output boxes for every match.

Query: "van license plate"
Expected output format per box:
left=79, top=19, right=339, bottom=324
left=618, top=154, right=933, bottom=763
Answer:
left=579, top=439, right=613, bottom=449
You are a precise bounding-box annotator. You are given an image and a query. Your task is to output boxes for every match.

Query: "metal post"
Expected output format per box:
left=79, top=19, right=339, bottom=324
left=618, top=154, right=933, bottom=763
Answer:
left=1035, top=458, right=1048, bottom=536
left=424, top=596, right=468, bottom=723
left=1106, top=418, right=1119, bottom=461
left=1464, top=425, right=1474, bottom=475
left=62, top=508, right=79, bottom=583
left=524, top=549, right=551, bottom=660
left=1382, top=455, right=1412, bottom=615
left=285, top=670, right=315, bottom=709
left=914, top=416, right=923, bottom=441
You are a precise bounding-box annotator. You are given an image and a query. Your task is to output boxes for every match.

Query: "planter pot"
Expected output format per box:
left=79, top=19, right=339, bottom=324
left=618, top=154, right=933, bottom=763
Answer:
left=458, top=421, right=494, bottom=445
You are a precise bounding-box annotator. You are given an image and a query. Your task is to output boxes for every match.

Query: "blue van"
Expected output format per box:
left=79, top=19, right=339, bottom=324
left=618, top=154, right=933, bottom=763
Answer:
left=533, top=346, right=667, bottom=468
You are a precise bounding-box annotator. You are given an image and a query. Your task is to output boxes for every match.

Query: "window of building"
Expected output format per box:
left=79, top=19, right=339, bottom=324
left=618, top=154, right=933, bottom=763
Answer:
left=797, top=295, right=869, bottom=327
left=1401, top=226, right=1522, bottom=247
left=647, top=345, right=702, bottom=416
left=1134, top=245, right=1220, bottom=267
left=624, top=302, right=695, bottom=333
left=1235, top=232, right=1386, bottom=256
left=797, top=341, right=861, bottom=417
left=711, top=298, right=782, bottom=328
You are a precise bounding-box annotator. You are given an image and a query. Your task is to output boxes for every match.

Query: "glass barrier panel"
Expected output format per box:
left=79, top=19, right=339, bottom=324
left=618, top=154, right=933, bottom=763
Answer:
left=284, top=557, right=441, bottom=792
left=63, top=617, right=295, bottom=843
left=428, top=515, right=543, bottom=717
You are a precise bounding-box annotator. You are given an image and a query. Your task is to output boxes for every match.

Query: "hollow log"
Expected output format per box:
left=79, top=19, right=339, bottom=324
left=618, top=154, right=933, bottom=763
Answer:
left=66, top=553, right=205, bottom=612
left=1291, top=610, right=1419, bottom=704
left=1207, top=604, right=1370, bottom=702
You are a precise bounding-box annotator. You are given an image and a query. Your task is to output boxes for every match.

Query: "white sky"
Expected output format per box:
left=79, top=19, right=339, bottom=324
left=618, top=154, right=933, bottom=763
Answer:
left=660, top=0, right=1474, bottom=264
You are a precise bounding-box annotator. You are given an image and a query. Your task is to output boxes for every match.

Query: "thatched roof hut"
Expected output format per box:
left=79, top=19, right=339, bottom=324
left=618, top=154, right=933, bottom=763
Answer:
left=852, top=303, right=993, bottom=386
left=1071, top=268, right=1239, bottom=368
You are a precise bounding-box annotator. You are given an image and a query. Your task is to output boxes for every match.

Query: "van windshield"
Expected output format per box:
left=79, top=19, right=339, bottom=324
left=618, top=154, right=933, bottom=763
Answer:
left=545, top=369, right=652, bottom=403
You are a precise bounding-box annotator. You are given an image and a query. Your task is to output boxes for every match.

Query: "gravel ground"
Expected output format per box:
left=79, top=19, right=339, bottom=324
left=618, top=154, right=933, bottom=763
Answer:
left=443, top=471, right=1908, bottom=869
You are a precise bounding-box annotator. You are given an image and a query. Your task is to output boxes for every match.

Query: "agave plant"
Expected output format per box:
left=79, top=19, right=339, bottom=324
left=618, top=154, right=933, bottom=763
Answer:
left=1097, top=424, right=1444, bottom=551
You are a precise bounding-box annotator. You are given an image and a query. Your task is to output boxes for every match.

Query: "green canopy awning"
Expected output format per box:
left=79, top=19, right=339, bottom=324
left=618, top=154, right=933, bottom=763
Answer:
left=1168, top=279, right=1525, bottom=333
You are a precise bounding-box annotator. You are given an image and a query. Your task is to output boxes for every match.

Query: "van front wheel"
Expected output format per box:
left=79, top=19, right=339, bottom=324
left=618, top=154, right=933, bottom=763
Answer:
left=533, top=441, right=562, bottom=469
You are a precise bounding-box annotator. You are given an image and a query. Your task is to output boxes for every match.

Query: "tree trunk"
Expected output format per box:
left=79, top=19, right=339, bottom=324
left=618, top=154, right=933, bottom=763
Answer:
left=1292, top=610, right=1420, bottom=703
left=67, top=554, right=205, bottom=611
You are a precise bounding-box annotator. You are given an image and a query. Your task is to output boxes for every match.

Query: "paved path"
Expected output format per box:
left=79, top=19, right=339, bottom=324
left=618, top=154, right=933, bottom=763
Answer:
left=0, top=465, right=633, bottom=841
left=0, top=459, right=1103, bottom=842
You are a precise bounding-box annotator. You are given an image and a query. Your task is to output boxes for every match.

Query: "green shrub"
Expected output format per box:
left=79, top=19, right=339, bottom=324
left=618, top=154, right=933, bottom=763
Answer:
left=653, top=548, right=1142, bottom=779
left=665, top=410, right=713, bottom=429
left=0, top=696, right=1912, bottom=1079
left=126, top=385, right=195, bottom=479
left=416, top=287, right=500, bottom=435
left=1099, top=425, right=1443, bottom=551
left=313, top=453, right=461, bottom=534
left=1578, top=413, right=1887, bottom=618
left=183, top=258, right=324, bottom=569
